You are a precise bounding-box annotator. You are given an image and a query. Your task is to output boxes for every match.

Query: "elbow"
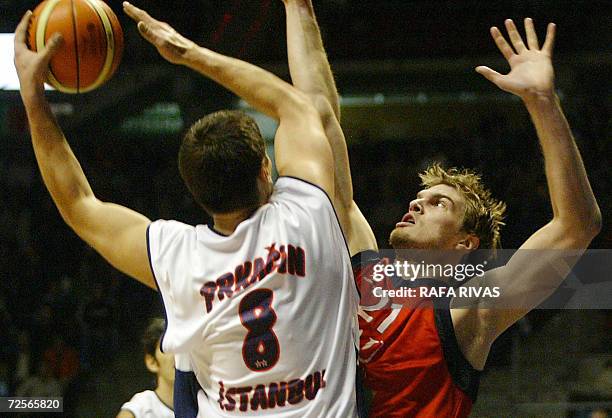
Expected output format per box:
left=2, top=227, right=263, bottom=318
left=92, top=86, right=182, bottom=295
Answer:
left=60, top=205, right=82, bottom=232
left=556, top=206, right=602, bottom=244
left=588, top=206, right=603, bottom=237
left=580, top=204, right=603, bottom=240
left=61, top=195, right=98, bottom=232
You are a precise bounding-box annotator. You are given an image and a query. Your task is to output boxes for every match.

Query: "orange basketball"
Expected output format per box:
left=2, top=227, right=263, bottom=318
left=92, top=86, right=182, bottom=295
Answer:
left=27, top=0, right=123, bottom=94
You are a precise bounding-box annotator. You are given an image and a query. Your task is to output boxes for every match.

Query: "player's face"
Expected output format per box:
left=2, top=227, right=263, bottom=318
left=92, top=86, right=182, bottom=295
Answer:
left=389, top=184, right=468, bottom=250
left=154, top=342, right=175, bottom=384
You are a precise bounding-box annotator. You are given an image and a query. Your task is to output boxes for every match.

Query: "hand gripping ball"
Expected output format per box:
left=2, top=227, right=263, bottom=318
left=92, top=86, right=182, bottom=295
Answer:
left=27, top=0, right=124, bottom=93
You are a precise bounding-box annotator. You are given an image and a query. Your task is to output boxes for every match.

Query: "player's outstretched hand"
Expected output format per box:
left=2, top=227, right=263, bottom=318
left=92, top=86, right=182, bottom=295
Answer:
left=476, top=18, right=556, bottom=101
left=13, top=11, right=63, bottom=94
left=123, top=2, right=196, bottom=66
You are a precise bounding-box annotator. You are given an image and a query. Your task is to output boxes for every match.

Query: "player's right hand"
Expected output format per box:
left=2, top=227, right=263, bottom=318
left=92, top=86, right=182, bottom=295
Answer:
left=13, top=11, right=63, bottom=93
left=123, top=2, right=197, bottom=66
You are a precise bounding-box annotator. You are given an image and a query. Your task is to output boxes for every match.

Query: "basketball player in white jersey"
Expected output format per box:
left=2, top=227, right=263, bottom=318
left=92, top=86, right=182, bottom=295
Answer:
left=13, top=2, right=359, bottom=417
left=118, top=318, right=175, bottom=418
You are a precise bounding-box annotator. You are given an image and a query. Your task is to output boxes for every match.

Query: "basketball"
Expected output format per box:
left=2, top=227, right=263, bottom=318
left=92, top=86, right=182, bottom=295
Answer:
left=26, top=0, right=123, bottom=94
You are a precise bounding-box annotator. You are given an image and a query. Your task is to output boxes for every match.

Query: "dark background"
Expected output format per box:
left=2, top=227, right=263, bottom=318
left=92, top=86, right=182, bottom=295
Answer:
left=0, top=0, right=610, bottom=416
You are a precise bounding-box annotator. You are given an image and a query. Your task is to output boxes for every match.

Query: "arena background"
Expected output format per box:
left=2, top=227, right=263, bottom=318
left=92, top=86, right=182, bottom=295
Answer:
left=0, top=0, right=610, bottom=416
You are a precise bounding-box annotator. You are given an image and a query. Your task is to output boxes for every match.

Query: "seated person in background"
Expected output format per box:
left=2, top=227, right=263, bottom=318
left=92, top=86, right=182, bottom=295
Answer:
left=117, top=318, right=174, bottom=418
left=16, top=357, right=62, bottom=398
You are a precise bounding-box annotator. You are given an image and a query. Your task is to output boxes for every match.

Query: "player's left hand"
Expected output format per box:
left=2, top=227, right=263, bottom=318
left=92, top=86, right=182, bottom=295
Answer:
left=476, top=18, right=556, bottom=101
left=123, top=2, right=197, bottom=66
left=13, top=10, right=63, bottom=94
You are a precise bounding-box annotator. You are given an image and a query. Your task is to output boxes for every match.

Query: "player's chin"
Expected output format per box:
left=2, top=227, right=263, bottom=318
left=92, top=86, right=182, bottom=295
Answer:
left=389, top=227, right=412, bottom=249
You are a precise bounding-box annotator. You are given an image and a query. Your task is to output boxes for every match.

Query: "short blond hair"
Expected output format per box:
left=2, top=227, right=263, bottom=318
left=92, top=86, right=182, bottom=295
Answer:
left=419, top=164, right=506, bottom=251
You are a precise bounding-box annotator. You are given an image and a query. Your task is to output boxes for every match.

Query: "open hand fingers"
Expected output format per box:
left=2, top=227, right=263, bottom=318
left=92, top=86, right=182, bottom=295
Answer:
left=137, top=21, right=160, bottom=45
left=490, top=26, right=515, bottom=61
left=14, top=11, right=32, bottom=50
left=542, top=22, right=556, bottom=56
left=123, top=2, right=156, bottom=26
left=475, top=66, right=502, bottom=85
left=504, top=19, right=526, bottom=53
left=524, top=18, right=539, bottom=49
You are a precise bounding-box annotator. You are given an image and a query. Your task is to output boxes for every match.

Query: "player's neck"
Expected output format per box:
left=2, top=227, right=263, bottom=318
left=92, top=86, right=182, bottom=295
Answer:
left=212, top=207, right=258, bottom=235
left=155, top=378, right=174, bottom=411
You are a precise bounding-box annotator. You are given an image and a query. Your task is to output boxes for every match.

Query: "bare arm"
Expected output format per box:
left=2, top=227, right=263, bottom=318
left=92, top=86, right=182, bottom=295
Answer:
left=124, top=2, right=334, bottom=197
left=283, top=0, right=377, bottom=254
left=116, top=410, right=135, bottom=418
left=283, top=0, right=340, bottom=119
left=453, top=19, right=601, bottom=365
left=13, top=12, right=154, bottom=289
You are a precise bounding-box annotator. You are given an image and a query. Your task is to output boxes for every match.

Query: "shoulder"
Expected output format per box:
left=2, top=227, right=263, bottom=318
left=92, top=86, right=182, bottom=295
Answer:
left=120, top=390, right=155, bottom=413
left=267, top=176, right=344, bottom=235
left=350, top=250, right=384, bottom=300
left=272, top=176, right=333, bottom=207
left=350, top=250, right=382, bottom=271
left=147, top=219, right=196, bottom=255
left=131, top=389, right=156, bottom=400
left=148, top=219, right=194, bottom=238
left=116, top=410, right=135, bottom=418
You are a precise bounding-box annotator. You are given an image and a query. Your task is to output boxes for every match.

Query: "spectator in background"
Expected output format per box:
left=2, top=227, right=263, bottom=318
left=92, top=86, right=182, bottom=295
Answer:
left=42, top=333, right=80, bottom=417
left=14, top=330, right=32, bottom=391
left=117, top=318, right=174, bottom=418
left=590, top=409, right=609, bottom=418
left=80, top=283, right=118, bottom=369
left=16, top=357, right=62, bottom=397
left=43, top=333, right=79, bottom=389
left=46, top=276, right=79, bottom=325
left=0, top=296, right=18, bottom=393
left=29, top=303, right=56, bottom=359
left=0, top=362, right=9, bottom=397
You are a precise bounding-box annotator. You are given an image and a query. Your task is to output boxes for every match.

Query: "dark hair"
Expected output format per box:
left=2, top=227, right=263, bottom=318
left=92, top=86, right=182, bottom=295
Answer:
left=142, top=317, right=165, bottom=358
left=179, top=110, right=266, bottom=214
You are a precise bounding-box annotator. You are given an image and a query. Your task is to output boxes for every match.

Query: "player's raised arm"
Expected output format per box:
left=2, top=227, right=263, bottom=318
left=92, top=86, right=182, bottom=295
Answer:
left=123, top=1, right=334, bottom=197
left=456, top=19, right=601, bottom=352
left=283, top=0, right=341, bottom=120
left=13, top=11, right=155, bottom=289
left=282, top=0, right=377, bottom=254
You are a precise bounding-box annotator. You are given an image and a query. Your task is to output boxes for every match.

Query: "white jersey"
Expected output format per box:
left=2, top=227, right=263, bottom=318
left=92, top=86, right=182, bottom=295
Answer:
left=120, top=390, right=174, bottom=418
left=147, top=177, right=359, bottom=418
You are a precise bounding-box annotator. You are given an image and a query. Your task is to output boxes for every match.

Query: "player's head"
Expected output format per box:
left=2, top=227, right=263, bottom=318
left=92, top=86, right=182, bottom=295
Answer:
left=143, top=318, right=175, bottom=387
left=390, top=164, right=506, bottom=256
left=179, top=110, right=272, bottom=215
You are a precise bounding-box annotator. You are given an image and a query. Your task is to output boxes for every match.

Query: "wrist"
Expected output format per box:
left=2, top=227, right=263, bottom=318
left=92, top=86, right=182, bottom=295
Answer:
left=181, top=44, right=205, bottom=67
left=522, top=89, right=557, bottom=106
left=20, top=82, right=46, bottom=106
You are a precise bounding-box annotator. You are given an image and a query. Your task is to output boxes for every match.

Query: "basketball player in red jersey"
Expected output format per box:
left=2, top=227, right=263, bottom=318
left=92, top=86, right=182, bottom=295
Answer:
left=282, top=1, right=601, bottom=417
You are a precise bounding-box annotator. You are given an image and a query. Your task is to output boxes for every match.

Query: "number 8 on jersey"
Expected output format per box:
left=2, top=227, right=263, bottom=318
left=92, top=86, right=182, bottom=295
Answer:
left=239, top=289, right=280, bottom=371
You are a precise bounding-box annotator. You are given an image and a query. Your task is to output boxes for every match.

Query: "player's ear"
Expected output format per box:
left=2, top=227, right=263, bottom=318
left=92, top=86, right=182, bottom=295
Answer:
left=144, top=353, right=160, bottom=374
left=259, top=155, right=272, bottom=182
left=455, top=234, right=480, bottom=251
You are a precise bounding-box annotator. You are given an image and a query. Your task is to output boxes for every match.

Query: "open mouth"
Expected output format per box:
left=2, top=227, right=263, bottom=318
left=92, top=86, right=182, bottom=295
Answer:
left=396, top=213, right=416, bottom=227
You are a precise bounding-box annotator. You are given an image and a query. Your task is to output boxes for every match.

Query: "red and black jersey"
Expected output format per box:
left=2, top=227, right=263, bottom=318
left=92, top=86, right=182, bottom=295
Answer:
left=354, top=251, right=480, bottom=418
